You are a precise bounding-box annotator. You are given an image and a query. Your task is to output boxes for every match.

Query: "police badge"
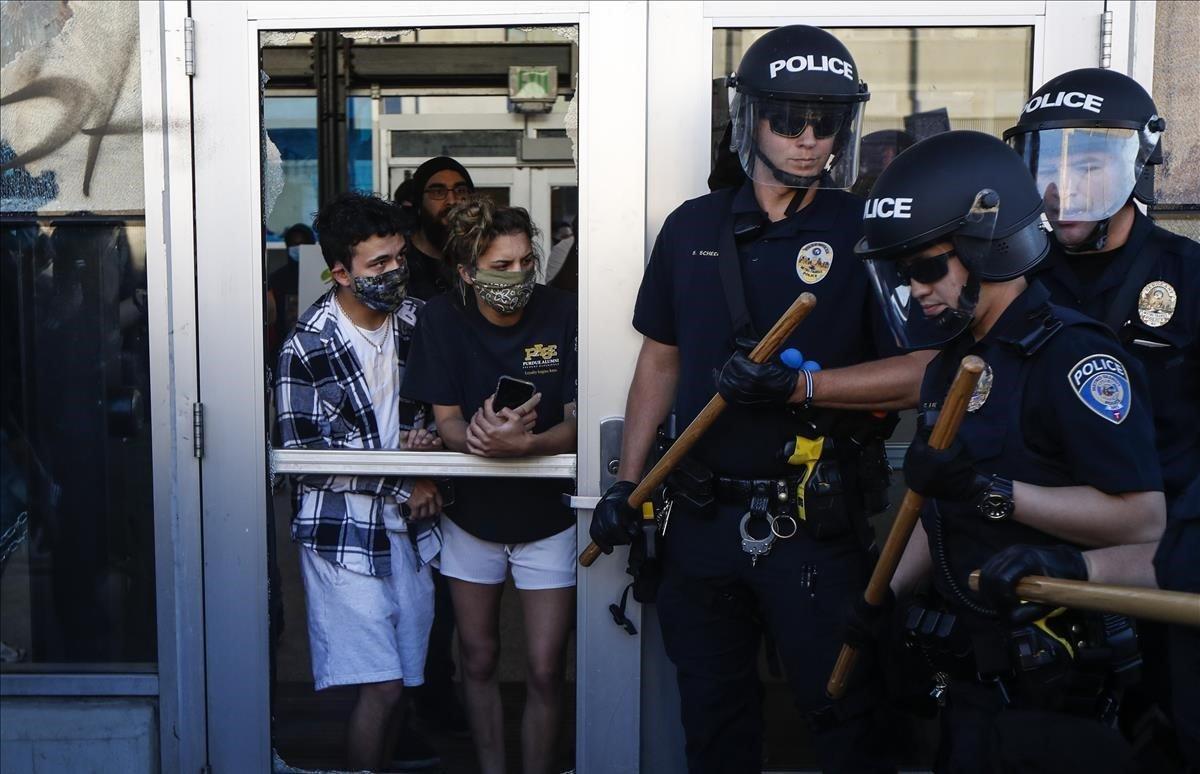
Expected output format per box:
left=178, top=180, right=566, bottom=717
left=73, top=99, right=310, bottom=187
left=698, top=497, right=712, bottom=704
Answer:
left=1137, top=281, right=1176, bottom=328
left=796, top=241, right=833, bottom=284
left=967, top=362, right=994, bottom=412
left=1068, top=354, right=1132, bottom=424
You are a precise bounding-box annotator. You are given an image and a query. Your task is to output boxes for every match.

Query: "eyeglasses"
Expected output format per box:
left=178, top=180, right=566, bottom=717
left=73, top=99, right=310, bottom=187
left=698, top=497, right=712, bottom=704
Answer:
left=761, top=104, right=848, bottom=140
left=424, top=184, right=471, bottom=201
left=896, top=249, right=954, bottom=286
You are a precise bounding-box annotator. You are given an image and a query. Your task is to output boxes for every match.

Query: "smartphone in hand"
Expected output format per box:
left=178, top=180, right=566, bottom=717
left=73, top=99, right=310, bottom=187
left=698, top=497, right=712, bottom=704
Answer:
left=494, top=375, right=537, bottom=412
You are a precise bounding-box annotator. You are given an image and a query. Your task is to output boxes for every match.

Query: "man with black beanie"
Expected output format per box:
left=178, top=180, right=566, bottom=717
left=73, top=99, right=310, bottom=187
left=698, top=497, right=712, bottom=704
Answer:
left=396, top=156, right=475, bottom=300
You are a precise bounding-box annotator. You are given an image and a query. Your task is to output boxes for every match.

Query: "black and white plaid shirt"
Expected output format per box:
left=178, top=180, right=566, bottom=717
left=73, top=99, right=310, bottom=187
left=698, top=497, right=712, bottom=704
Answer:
left=276, top=289, right=440, bottom=577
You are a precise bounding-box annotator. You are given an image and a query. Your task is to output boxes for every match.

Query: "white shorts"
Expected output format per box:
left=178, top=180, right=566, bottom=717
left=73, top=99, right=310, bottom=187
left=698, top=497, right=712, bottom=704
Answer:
left=438, top=517, right=577, bottom=590
left=298, top=532, right=434, bottom=691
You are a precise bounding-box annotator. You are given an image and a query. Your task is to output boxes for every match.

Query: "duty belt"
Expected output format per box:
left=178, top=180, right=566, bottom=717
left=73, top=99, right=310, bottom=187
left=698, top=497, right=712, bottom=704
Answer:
left=714, top=476, right=804, bottom=566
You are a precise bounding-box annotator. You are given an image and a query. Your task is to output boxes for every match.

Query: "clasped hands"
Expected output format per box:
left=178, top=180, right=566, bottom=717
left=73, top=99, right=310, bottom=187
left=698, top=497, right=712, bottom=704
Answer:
left=466, top=392, right=541, bottom=458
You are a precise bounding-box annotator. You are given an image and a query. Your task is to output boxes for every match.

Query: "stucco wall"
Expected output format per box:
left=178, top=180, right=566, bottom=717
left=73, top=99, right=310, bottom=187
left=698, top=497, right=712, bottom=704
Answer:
left=1151, top=0, right=1200, bottom=240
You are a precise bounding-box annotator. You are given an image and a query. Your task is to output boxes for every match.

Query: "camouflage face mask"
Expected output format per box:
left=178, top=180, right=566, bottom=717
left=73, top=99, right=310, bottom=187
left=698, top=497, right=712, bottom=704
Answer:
left=471, top=266, right=536, bottom=314
left=351, top=264, right=409, bottom=313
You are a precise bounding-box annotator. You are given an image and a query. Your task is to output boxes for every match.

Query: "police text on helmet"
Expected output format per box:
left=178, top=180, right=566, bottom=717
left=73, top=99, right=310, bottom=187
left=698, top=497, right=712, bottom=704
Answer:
left=863, top=197, right=913, bottom=220
left=1022, top=91, right=1104, bottom=115
left=768, top=54, right=855, bottom=81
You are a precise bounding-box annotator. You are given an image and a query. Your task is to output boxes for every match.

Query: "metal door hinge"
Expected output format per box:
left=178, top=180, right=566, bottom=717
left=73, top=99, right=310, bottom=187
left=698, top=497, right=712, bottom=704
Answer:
left=184, top=17, right=196, bottom=76
left=1099, top=9, right=1114, bottom=69
left=193, top=402, right=205, bottom=458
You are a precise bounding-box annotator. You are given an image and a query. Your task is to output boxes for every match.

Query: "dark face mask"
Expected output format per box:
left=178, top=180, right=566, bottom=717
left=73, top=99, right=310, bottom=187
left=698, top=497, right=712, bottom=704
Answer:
left=351, top=264, right=409, bottom=312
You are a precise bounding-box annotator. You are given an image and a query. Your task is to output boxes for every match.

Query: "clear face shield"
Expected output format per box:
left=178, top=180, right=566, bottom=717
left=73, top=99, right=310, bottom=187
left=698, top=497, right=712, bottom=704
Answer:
left=863, top=190, right=1001, bottom=350
left=730, top=94, right=865, bottom=189
left=1009, top=123, right=1162, bottom=224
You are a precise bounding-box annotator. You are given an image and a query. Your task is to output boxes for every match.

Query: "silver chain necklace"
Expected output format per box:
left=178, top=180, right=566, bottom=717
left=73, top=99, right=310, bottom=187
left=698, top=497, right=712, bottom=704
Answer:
left=334, top=291, right=388, bottom=355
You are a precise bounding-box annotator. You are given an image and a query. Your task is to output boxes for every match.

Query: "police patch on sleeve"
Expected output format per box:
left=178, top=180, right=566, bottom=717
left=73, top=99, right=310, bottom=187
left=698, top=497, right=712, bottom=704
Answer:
left=1067, top=354, right=1132, bottom=424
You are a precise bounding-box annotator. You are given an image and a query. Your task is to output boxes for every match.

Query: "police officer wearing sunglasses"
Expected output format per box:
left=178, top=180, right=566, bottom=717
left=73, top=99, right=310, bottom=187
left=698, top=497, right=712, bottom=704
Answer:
left=855, top=130, right=1166, bottom=772
left=590, top=25, right=937, bottom=773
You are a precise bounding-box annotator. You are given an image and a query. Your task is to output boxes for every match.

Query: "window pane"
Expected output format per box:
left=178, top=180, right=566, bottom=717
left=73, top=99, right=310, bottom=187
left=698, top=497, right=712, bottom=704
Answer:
left=1, top=216, right=156, bottom=669
left=264, top=97, right=319, bottom=240
left=1, top=0, right=155, bottom=671
left=347, top=96, right=374, bottom=195
left=390, top=129, right=522, bottom=158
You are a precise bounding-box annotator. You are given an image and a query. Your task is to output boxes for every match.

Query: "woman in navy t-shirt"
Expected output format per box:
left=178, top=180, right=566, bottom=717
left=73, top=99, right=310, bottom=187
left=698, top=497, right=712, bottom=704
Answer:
left=402, top=196, right=577, bottom=774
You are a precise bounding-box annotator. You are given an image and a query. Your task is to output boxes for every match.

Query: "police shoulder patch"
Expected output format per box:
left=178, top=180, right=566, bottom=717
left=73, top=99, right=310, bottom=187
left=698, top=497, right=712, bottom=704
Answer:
left=1067, top=353, right=1132, bottom=425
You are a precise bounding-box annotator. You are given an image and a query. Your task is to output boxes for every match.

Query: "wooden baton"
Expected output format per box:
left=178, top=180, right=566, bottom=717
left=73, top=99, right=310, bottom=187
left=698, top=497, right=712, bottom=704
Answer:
left=826, top=354, right=986, bottom=699
left=579, top=292, right=818, bottom=567
left=967, top=571, right=1200, bottom=629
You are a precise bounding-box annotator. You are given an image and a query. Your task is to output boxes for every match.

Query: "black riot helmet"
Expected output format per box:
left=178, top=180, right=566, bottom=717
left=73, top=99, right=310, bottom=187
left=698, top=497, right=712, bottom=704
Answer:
left=855, top=131, right=1050, bottom=349
left=727, top=25, right=870, bottom=190
left=1004, top=68, right=1165, bottom=251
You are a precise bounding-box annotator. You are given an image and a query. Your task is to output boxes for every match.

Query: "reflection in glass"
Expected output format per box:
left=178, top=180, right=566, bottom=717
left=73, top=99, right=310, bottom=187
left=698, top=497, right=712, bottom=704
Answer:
left=0, top=216, right=155, bottom=669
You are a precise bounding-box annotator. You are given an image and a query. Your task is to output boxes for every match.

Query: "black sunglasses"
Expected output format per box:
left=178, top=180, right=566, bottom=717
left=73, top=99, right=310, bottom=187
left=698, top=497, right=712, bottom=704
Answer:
left=762, top=105, right=848, bottom=140
left=896, top=249, right=954, bottom=286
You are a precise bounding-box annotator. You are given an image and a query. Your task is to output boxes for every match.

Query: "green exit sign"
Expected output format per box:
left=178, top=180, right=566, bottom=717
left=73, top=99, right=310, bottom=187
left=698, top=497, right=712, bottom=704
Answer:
left=509, top=65, right=558, bottom=104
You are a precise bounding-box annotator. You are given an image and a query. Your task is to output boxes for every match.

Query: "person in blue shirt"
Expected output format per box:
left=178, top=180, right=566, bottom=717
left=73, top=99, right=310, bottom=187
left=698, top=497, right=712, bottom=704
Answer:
left=589, top=25, right=935, bottom=773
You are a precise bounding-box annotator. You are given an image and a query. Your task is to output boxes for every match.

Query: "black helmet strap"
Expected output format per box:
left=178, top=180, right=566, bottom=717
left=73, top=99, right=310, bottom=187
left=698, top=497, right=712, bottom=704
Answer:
left=752, top=146, right=822, bottom=188
left=1058, top=217, right=1111, bottom=254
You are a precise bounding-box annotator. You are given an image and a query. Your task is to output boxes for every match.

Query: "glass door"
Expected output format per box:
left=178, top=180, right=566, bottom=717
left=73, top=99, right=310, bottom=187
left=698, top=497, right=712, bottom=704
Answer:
left=189, top=2, right=647, bottom=771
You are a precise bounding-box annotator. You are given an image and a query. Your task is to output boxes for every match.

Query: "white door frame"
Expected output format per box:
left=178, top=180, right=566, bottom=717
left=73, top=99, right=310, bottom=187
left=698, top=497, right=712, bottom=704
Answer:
left=188, top=2, right=644, bottom=772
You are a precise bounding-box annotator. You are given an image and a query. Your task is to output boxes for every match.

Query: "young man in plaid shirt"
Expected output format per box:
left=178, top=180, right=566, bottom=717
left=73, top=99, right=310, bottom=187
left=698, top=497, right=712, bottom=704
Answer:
left=275, top=192, right=444, bottom=771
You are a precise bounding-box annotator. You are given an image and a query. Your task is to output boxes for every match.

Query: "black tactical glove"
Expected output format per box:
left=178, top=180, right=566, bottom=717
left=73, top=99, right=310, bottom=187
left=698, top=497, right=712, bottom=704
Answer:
left=903, top=434, right=991, bottom=504
left=978, top=543, right=1088, bottom=622
left=843, top=588, right=896, bottom=649
left=716, top=338, right=799, bottom=406
left=589, top=480, right=640, bottom=554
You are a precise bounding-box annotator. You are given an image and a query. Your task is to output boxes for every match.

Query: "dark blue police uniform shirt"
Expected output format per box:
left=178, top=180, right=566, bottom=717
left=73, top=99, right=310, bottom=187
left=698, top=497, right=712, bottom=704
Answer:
left=633, top=182, right=898, bottom=476
left=918, top=281, right=1161, bottom=609
left=1034, top=209, right=1199, bottom=503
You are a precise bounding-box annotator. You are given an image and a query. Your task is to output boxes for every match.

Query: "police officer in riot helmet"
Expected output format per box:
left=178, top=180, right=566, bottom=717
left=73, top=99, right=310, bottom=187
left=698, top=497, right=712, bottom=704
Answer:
left=991, top=66, right=1200, bottom=769
left=853, top=130, right=1166, bottom=773
left=591, top=24, right=936, bottom=773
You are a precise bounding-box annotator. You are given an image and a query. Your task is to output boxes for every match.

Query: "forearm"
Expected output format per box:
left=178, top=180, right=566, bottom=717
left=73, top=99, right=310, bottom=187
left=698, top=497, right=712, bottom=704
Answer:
left=524, top=415, right=578, bottom=456
left=800, top=351, right=930, bottom=411
left=1012, top=483, right=1165, bottom=548
left=891, top=520, right=932, bottom=597
left=1082, top=542, right=1160, bottom=588
left=616, top=340, right=680, bottom=481
left=436, top=416, right=469, bottom=453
